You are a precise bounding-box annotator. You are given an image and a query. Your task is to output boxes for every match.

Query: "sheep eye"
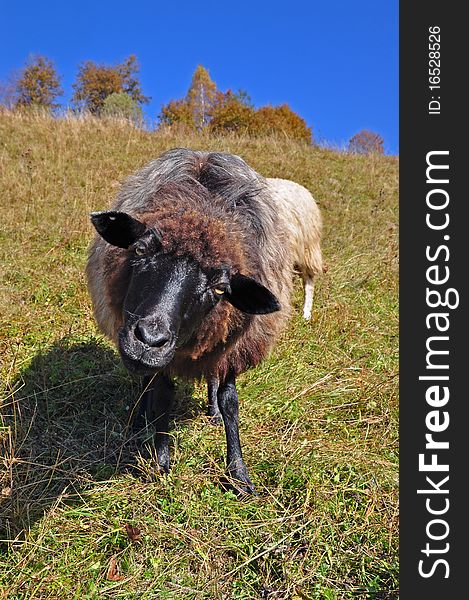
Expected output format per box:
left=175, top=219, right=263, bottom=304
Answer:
left=134, top=245, right=146, bottom=256
left=213, top=284, right=230, bottom=296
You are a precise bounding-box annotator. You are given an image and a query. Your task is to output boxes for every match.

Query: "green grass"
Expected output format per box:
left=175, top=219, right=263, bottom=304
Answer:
left=0, top=110, right=398, bottom=599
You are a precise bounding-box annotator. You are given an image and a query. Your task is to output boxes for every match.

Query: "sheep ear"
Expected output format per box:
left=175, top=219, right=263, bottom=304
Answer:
left=225, top=273, right=281, bottom=314
left=90, top=211, right=147, bottom=248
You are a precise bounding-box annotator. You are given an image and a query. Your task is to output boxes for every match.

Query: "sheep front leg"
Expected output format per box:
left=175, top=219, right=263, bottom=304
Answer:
left=134, top=374, right=174, bottom=474
left=207, top=376, right=222, bottom=424
left=217, top=372, right=255, bottom=495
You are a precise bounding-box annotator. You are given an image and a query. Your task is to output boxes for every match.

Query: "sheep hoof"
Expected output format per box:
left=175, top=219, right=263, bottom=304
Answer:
left=223, top=467, right=257, bottom=497
left=235, top=481, right=257, bottom=497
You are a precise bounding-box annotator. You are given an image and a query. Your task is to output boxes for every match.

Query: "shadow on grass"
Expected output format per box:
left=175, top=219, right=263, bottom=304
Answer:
left=0, top=336, right=200, bottom=546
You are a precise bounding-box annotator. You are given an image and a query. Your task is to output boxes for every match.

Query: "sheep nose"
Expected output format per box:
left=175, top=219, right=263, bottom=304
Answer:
left=135, top=320, right=171, bottom=349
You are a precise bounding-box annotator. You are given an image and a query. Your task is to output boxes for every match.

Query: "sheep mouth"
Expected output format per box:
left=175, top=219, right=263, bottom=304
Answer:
left=118, top=330, right=176, bottom=375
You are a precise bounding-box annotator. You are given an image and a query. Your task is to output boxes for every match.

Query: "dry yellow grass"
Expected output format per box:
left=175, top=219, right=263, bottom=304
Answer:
left=0, top=110, right=398, bottom=599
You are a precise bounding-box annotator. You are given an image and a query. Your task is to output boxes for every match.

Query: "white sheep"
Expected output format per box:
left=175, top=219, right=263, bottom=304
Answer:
left=266, top=178, right=323, bottom=320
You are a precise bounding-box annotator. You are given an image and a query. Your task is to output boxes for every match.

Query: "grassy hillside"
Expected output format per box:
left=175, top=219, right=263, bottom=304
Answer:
left=0, top=111, right=398, bottom=599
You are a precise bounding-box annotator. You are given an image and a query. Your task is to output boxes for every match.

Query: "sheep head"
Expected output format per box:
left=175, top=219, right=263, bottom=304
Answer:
left=90, top=211, right=280, bottom=375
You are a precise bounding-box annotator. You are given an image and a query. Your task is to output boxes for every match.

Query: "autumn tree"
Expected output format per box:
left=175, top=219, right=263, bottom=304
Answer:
left=72, top=55, right=149, bottom=114
left=117, top=55, right=150, bottom=106
left=14, top=55, right=62, bottom=110
left=249, top=104, right=312, bottom=143
left=209, top=90, right=255, bottom=133
left=72, top=61, right=119, bottom=113
left=187, top=65, right=217, bottom=129
left=159, top=65, right=217, bottom=130
left=348, top=130, right=384, bottom=155
left=159, top=98, right=195, bottom=130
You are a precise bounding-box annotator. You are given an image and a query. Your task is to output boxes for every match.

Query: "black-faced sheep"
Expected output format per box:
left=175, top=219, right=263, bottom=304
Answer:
left=86, top=148, right=293, bottom=494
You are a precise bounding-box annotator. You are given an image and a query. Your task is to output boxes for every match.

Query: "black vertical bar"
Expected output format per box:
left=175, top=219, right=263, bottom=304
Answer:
left=400, top=3, right=466, bottom=597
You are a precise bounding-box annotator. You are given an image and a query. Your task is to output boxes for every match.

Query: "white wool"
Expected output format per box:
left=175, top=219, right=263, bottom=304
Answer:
left=266, top=178, right=323, bottom=319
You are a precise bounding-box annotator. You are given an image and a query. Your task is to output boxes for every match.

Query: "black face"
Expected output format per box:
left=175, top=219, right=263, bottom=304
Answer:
left=91, top=211, right=281, bottom=375
left=120, top=251, right=232, bottom=374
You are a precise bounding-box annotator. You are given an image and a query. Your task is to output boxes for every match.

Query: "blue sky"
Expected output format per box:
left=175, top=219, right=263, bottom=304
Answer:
left=1, top=1, right=398, bottom=154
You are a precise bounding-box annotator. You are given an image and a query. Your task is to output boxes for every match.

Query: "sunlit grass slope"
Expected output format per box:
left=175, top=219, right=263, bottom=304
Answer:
left=0, top=111, right=398, bottom=599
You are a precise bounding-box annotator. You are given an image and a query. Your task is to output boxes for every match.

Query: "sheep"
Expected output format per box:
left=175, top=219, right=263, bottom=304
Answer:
left=266, top=178, right=323, bottom=321
left=86, top=148, right=294, bottom=495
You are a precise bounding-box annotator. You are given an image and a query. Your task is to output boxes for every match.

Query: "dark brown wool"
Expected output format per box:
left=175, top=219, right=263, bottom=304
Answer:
left=86, top=149, right=293, bottom=381
left=138, top=186, right=248, bottom=273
